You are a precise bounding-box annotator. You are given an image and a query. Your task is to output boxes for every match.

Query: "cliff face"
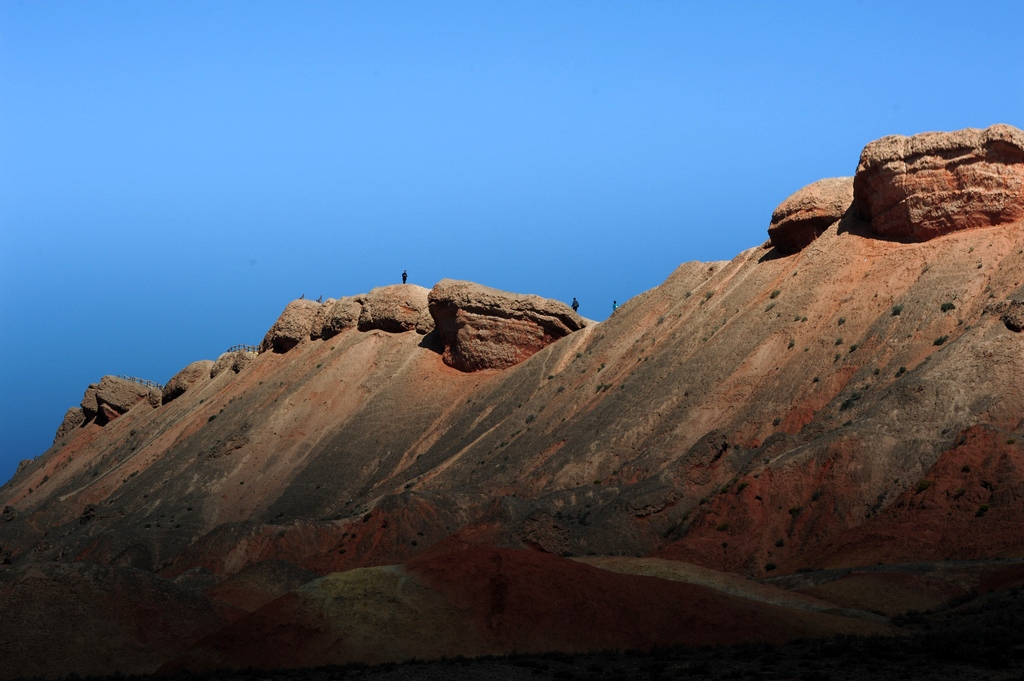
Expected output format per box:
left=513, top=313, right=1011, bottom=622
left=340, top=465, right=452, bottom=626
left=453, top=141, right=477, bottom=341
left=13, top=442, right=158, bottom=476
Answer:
left=2, top=125, right=1023, bottom=678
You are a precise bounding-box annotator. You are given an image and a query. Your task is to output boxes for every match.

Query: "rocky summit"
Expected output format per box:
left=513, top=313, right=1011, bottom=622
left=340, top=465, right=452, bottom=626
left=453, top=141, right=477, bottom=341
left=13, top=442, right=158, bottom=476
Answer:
left=854, top=124, right=1024, bottom=241
left=768, top=176, right=854, bottom=254
left=428, top=278, right=587, bottom=371
left=2, top=125, right=1024, bottom=680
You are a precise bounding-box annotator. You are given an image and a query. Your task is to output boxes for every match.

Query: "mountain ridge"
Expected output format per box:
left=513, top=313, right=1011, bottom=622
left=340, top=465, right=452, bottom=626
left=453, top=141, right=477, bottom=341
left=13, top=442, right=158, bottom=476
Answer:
left=2, top=123, right=1023, bottom=678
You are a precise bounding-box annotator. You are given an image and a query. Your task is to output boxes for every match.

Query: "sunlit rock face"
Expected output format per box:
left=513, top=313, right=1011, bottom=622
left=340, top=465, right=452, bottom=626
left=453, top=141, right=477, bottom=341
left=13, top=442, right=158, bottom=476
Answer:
left=768, top=177, right=854, bottom=254
left=428, top=279, right=586, bottom=372
left=854, top=124, right=1024, bottom=241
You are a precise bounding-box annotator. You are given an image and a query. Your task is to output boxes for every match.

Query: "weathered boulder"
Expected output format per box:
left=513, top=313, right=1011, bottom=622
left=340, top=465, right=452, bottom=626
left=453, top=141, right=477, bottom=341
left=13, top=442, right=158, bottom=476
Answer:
left=162, top=360, right=214, bottom=404
left=96, top=376, right=155, bottom=416
left=358, top=285, right=433, bottom=334
left=768, top=177, right=853, bottom=254
left=81, top=384, right=99, bottom=419
left=53, top=407, right=86, bottom=444
left=309, top=299, right=336, bottom=340
left=321, top=297, right=363, bottom=339
left=854, top=124, right=1024, bottom=241
left=260, top=299, right=322, bottom=353
left=210, top=351, right=255, bottom=379
left=428, top=279, right=586, bottom=372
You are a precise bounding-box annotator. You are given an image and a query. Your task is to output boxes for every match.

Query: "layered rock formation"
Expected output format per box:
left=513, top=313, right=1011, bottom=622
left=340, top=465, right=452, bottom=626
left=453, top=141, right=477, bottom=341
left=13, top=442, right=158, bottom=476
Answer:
left=854, top=123, right=1024, bottom=241
left=768, top=177, right=853, bottom=254
left=428, top=279, right=587, bottom=371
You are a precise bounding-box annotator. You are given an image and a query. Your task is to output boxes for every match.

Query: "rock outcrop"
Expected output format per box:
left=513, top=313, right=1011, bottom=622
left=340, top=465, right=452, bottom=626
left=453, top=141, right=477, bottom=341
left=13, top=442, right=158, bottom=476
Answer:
left=209, top=351, right=255, bottom=379
left=162, top=361, right=214, bottom=404
left=53, top=407, right=86, bottom=444
left=81, top=376, right=159, bottom=424
left=320, top=296, right=362, bottom=339
left=259, top=299, right=323, bottom=353
left=357, top=284, right=433, bottom=334
left=854, top=124, right=1024, bottom=241
left=428, top=279, right=586, bottom=371
left=80, top=384, right=99, bottom=417
left=768, top=177, right=853, bottom=254
left=988, top=298, right=1024, bottom=332
left=264, top=288, right=435, bottom=348
left=309, top=298, right=336, bottom=340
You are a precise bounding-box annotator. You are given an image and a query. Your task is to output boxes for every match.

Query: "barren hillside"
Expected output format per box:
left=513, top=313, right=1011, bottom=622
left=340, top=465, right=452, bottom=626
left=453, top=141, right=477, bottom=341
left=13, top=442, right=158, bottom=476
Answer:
left=2, top=124, right=1022, bottom=679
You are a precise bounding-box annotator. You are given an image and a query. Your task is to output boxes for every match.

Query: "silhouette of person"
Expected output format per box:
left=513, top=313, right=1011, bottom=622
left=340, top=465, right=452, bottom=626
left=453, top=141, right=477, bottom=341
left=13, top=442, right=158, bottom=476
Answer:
left=571, top=297, right=579, bottom=312
left=402, top=269, right=408, bottom=284
left=612, top=300, right=618, bottom=313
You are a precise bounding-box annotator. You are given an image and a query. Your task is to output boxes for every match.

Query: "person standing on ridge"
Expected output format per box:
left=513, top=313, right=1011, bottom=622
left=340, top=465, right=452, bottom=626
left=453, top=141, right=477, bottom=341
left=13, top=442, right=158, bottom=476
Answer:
left=571, top=297, right=579, bottom=312
left=402, top=269, right=408, bottom=284
left=612, top=300, right=618, bottom=313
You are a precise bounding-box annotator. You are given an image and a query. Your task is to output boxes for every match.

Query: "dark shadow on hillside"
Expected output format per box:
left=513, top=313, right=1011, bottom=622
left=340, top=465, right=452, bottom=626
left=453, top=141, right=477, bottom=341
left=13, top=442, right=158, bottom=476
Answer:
left=757, top=245, right=789, bottom=263
left=836, top=210, right=920, bottom=246
left=417, top=328, right=444, bottom=355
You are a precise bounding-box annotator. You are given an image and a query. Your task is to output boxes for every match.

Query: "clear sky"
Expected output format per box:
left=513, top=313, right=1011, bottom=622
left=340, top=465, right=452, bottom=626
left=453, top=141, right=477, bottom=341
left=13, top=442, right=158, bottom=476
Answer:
left=1, top=1, right=1022, bottom=484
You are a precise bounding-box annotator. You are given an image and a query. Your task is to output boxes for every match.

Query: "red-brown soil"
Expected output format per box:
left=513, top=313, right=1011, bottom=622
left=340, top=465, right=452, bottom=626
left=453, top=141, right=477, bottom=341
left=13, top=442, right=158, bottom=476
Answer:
left=798, top=425, right=1024, bottom=570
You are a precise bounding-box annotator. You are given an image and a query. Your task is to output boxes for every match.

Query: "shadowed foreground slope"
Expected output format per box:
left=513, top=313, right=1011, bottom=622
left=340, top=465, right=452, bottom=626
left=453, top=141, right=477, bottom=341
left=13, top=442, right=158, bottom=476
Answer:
left=161, top=540, right=890, bottom=673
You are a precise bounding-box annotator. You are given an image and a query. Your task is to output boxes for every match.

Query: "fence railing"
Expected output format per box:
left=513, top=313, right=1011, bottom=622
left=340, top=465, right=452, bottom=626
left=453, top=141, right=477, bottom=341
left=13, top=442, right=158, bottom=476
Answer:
left=227, top=344, right=260, bottom=353
left=116, top=375, right=164, bottom=390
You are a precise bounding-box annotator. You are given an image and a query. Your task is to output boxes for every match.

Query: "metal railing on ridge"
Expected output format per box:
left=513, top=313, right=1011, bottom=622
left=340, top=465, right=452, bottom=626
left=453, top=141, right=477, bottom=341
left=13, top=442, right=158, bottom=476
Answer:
left=227, top=344, right=260, bottom=353
left=116, top=375, right=164, bottom=390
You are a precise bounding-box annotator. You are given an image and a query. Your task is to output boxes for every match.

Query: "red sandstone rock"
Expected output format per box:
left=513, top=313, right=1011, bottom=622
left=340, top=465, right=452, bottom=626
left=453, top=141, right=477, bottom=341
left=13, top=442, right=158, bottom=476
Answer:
left=854, top=124, right=1024, bottom=241
left=357, top=284, right=433, bottom=334
left=768, top=177, right=853, bottom=254
left=53, top=407, right=85, bottom=444
left=98, top=403, right=122, bottom=424
left=259, top=299, right=322, bottom=353
left=428, top=279, right=586, bottom=371
left=162, top=360, right=214, bottom=404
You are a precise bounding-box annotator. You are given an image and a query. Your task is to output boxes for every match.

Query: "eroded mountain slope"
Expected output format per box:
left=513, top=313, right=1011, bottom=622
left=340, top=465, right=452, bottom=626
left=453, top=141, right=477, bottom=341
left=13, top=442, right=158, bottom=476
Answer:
left=1, top=124, right=1023, bottom=679
left=3, top=211, right=1021, bottom=579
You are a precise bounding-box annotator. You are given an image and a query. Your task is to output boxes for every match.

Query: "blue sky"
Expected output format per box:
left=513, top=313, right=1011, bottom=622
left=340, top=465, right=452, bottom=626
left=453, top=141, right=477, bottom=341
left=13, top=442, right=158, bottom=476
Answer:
left=1, top=1, right=1022, bottom=483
